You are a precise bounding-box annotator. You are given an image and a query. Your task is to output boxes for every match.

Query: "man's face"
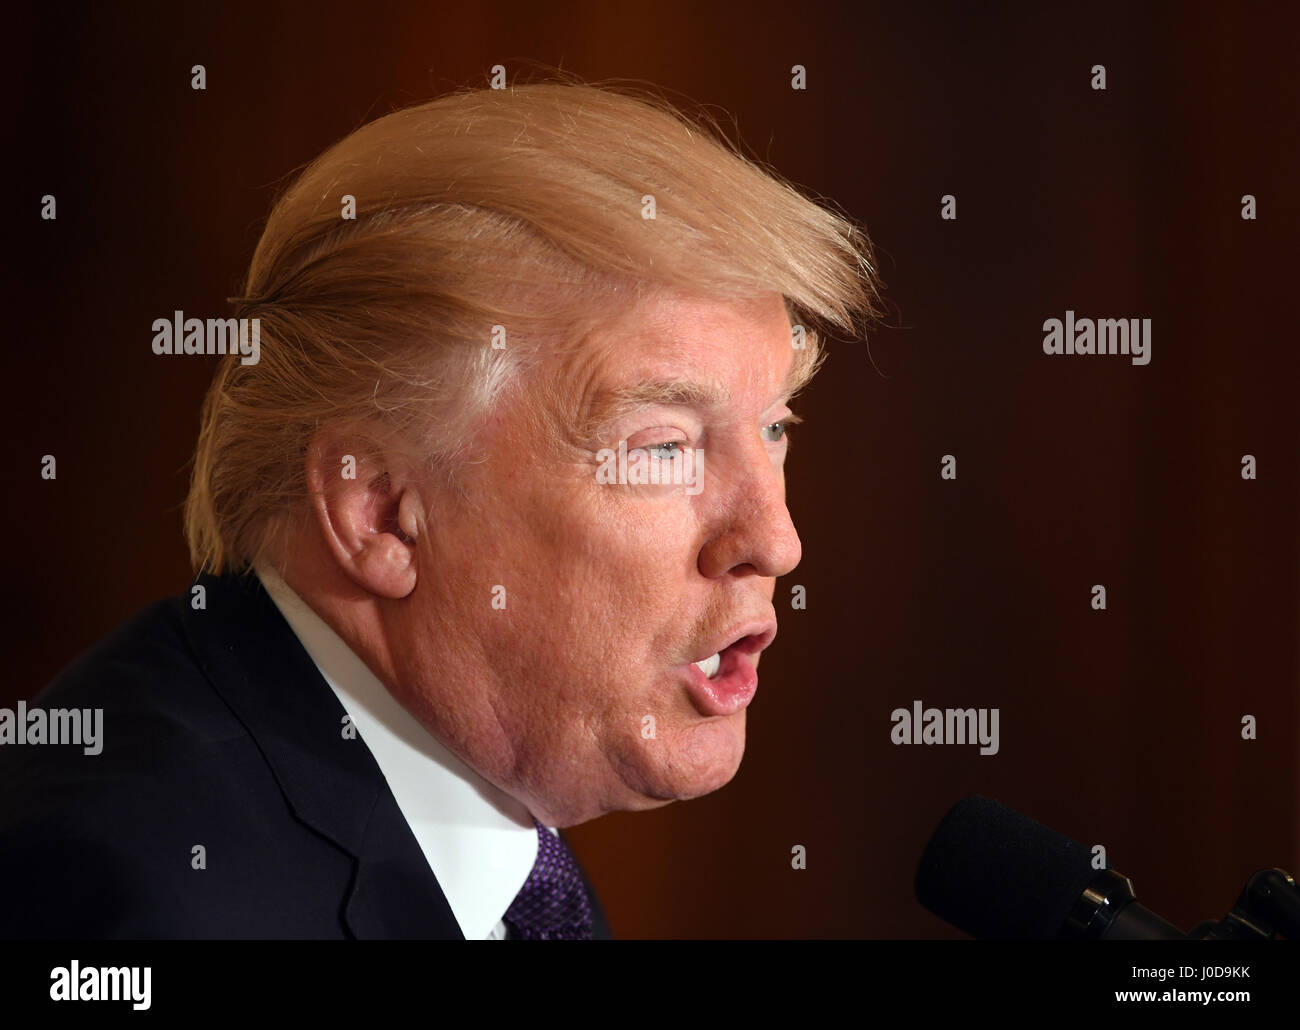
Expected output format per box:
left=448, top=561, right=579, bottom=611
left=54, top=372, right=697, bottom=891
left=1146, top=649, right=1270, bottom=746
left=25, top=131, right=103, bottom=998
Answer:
left=388, top=290, right=804, bottom=827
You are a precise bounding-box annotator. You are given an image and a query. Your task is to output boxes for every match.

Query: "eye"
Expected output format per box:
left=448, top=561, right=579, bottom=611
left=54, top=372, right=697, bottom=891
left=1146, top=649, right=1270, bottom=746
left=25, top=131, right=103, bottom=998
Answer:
left=646, top=441, right=684, bottom=460
left=761, top=420, right=791, bottom=443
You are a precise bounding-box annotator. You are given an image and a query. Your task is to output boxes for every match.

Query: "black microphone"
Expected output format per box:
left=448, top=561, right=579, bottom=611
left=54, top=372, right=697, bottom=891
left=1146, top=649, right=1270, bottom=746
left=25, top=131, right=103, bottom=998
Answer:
left=915, top=795, right=1188, bottom=940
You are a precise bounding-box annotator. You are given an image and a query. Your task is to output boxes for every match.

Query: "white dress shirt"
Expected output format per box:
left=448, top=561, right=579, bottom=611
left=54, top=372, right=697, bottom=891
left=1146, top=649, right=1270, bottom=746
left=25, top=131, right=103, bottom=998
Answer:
left=255, top=564, right=554, bottom=939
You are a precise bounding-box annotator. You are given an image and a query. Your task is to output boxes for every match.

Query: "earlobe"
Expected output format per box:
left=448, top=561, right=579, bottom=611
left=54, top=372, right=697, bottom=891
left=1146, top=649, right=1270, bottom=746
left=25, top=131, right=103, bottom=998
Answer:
left=352, top=536, right=418, bottom=599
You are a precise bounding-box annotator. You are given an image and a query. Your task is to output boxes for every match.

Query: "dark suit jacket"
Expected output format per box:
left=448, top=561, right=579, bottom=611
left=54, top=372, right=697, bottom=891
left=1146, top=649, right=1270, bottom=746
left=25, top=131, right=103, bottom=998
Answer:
left=0, top=571, right=612, bottom=939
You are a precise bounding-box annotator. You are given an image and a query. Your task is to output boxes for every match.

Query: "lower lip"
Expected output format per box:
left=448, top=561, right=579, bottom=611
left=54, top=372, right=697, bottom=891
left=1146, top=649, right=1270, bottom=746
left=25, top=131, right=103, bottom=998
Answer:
left=682, top=646, right=758, bottom=717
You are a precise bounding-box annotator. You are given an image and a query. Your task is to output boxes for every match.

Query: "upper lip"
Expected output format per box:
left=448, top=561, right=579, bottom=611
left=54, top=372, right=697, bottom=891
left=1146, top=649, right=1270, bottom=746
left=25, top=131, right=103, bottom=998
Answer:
left=690, top=616, right=778, bottom=664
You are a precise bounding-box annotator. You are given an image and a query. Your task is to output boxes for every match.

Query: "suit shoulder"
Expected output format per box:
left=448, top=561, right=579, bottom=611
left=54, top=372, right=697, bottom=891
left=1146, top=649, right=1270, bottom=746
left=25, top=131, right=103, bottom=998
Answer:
left=29, top=591, right=246, bottom=748
left=0, top=590, right=256, bottom=836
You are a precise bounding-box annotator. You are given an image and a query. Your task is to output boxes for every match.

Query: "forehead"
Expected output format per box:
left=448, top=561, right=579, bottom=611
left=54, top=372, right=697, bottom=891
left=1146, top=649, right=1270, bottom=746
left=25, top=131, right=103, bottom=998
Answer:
left=562, top=291, right=799, bottom=422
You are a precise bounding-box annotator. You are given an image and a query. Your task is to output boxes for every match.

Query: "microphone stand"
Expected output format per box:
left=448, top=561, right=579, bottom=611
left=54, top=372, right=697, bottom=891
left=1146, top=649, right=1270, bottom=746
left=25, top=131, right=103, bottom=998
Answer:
left=1191, top=868, right=1300, bottom=940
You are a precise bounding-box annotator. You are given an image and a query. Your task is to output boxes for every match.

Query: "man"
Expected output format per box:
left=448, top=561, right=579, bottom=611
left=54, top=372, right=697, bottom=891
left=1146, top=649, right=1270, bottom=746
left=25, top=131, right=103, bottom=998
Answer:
left=0, top=79, right=881, bottom=938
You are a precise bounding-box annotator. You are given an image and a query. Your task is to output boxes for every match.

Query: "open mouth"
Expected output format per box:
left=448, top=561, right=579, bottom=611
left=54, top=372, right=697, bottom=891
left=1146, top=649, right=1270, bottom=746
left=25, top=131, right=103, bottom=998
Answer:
left=682, top=626, right=776, bottom=717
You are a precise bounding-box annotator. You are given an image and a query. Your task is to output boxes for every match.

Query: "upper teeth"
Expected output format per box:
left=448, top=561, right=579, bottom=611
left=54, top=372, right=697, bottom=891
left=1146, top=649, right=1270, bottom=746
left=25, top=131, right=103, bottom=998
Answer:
left=694, top=652, right=721, bottom=679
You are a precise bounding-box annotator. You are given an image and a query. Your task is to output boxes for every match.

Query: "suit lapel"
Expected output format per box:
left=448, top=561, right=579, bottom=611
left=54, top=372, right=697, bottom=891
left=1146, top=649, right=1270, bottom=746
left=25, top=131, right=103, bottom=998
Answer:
left=343, top=782, right=463, bottom=938
left=179, top=570, right=463, bottom=938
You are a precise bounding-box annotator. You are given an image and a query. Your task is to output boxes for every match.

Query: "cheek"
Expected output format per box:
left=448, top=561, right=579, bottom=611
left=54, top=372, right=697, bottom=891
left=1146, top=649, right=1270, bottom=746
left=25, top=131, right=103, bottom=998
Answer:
left=442, top=458, right=704, bottom=667
left=522, top=477, right=699, bottom=600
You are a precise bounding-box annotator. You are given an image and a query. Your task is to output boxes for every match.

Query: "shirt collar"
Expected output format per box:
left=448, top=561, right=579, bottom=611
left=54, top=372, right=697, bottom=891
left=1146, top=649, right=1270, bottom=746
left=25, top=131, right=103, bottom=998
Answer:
left=253, top=563, right=539, bottom=939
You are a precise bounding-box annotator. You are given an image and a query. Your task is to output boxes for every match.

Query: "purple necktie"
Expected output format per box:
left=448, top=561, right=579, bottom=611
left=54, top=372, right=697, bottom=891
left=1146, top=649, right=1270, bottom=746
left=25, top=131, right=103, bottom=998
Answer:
left=503, top=819, right=594, bottom=940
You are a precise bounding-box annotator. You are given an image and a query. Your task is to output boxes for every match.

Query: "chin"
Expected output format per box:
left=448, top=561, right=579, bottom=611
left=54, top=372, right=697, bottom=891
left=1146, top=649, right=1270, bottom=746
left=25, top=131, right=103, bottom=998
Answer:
left=639, top=712, right=748, bottom=802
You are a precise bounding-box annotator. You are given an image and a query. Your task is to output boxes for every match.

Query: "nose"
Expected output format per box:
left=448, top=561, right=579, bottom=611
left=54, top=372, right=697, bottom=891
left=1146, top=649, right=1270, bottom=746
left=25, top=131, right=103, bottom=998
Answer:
left=696, top=449, right=803, bottom=580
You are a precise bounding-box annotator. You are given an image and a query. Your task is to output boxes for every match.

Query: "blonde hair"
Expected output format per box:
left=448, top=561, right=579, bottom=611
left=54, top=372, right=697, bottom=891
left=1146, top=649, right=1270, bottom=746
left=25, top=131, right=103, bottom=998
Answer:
left=184, top=75, right=884, bottom=574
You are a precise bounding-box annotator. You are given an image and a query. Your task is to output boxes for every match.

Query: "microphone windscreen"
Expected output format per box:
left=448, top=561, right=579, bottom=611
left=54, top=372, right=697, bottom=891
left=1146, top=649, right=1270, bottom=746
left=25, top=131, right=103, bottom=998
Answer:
left=915, top=795, right=1097, bottom=939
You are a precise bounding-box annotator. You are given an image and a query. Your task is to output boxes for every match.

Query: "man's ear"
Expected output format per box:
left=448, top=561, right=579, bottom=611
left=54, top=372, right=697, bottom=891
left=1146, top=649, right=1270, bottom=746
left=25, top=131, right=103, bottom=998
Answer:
left=304, top=428, right=425, bottom=600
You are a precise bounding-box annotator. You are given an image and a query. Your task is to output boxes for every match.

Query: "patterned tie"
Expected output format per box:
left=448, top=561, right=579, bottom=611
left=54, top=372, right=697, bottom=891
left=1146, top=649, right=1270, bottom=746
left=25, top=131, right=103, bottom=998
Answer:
left=502, top=819, right=594, bottom=940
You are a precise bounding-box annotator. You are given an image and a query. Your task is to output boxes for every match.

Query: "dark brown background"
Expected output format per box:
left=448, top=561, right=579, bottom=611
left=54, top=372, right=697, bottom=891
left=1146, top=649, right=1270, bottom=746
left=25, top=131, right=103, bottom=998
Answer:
left=7, top=1, right=1297, bottom=938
